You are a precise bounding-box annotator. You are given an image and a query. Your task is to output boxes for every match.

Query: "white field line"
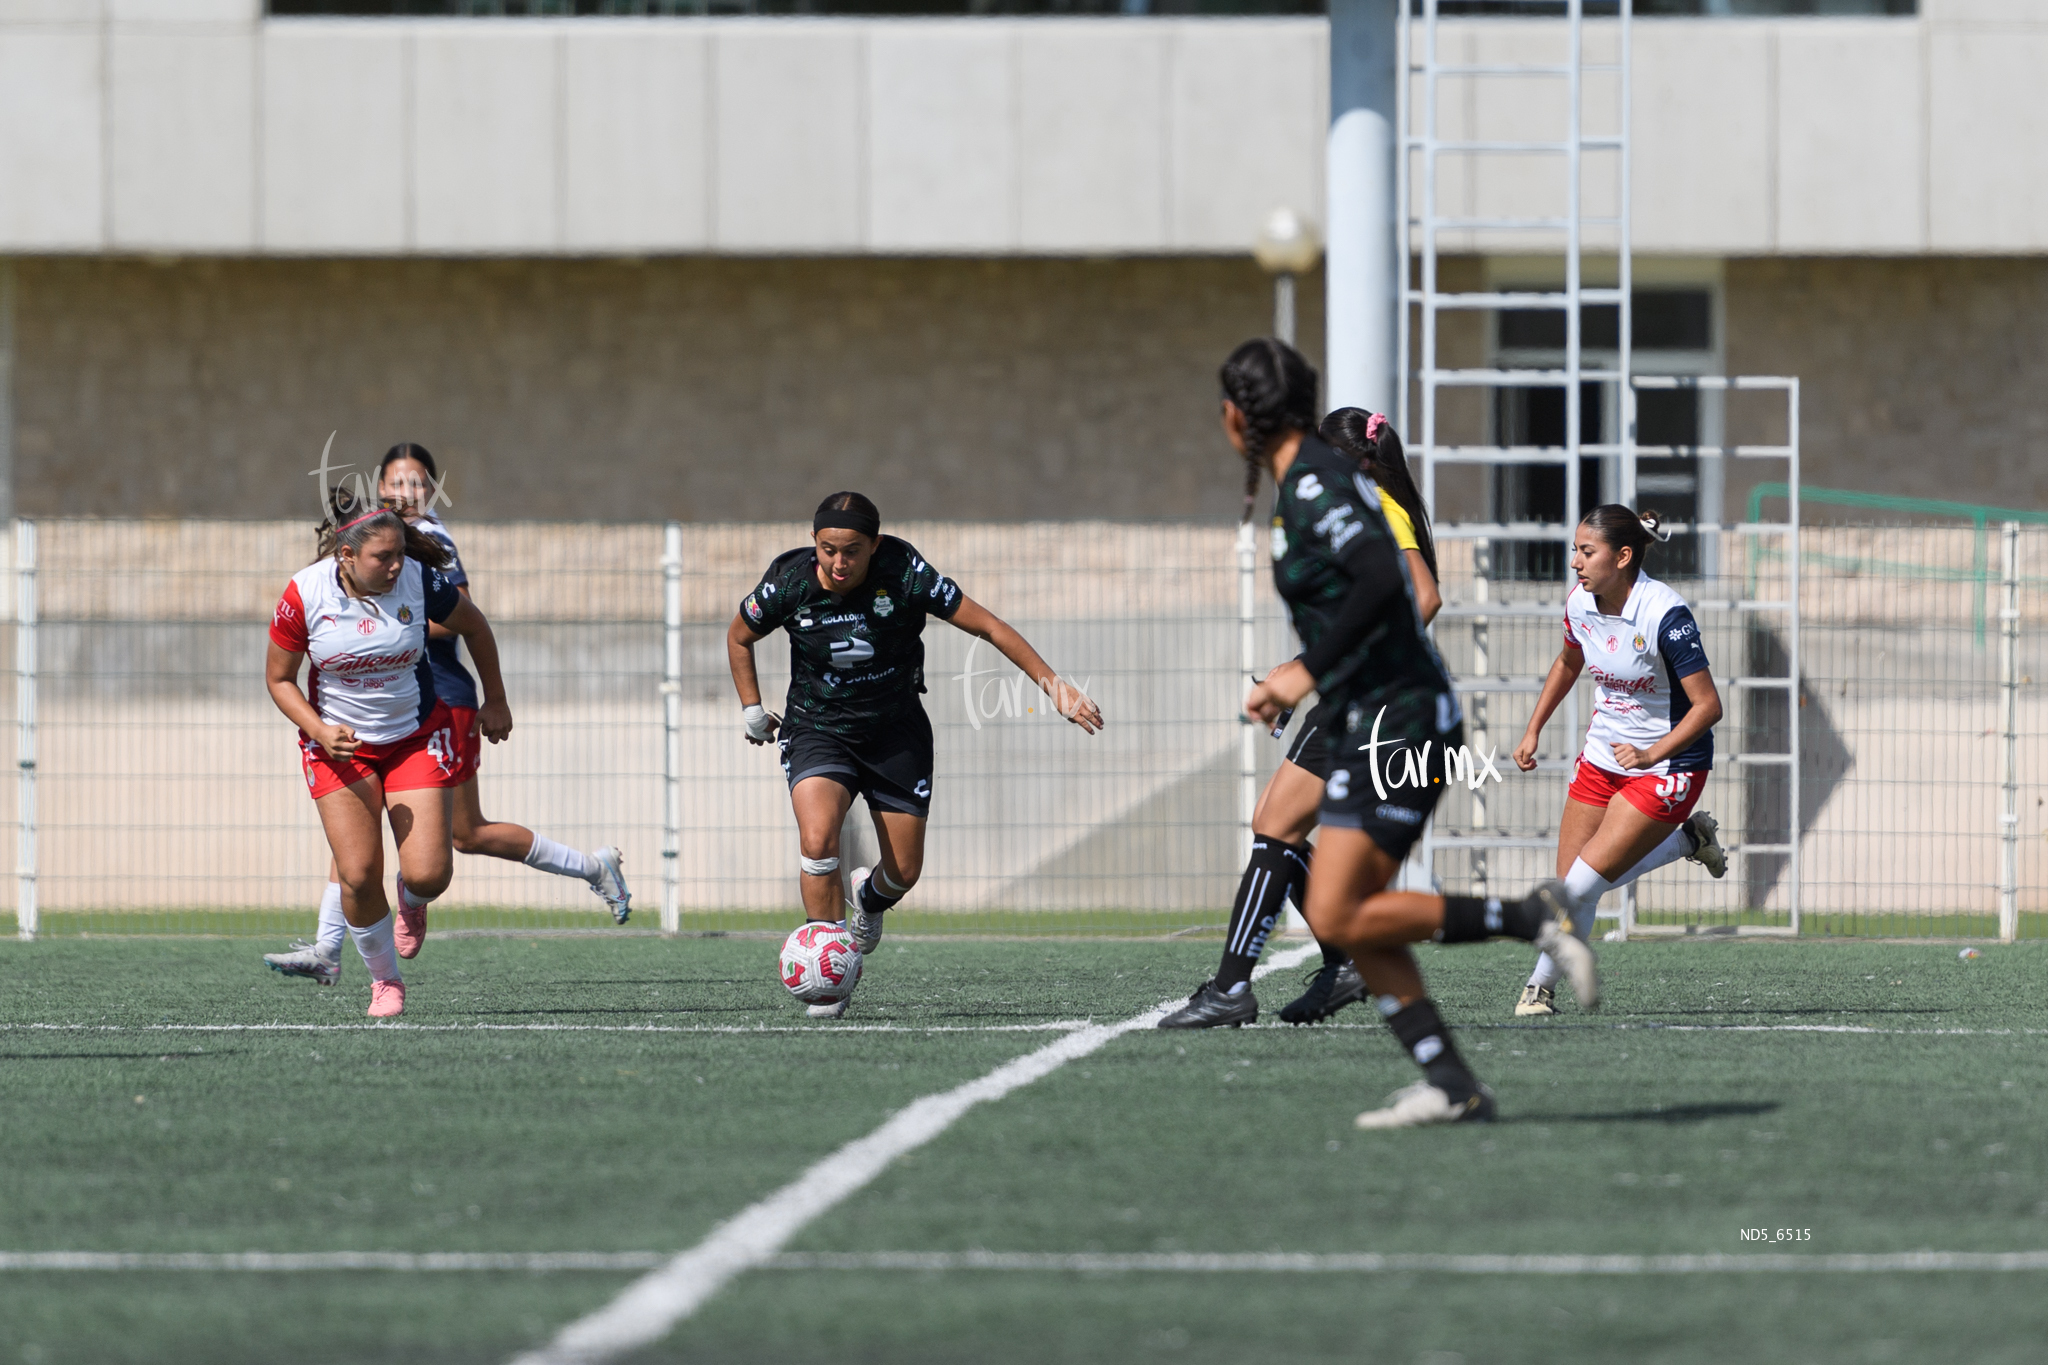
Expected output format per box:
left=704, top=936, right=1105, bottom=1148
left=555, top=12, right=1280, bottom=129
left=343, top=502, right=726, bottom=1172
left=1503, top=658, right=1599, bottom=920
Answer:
left=0, top=1021, right=1096, bottom=1035
left=8, top=1249, right=2047, bottom=1276
left=504, top=941, right=1326, bottom=1365
left=765, top=1250, right=2048, bottom=1275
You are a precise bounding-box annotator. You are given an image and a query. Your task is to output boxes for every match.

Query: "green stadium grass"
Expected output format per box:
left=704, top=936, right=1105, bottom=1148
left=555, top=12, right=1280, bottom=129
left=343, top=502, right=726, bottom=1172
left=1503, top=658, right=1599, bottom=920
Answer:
left=1, top=935, right=2044, bottom=1364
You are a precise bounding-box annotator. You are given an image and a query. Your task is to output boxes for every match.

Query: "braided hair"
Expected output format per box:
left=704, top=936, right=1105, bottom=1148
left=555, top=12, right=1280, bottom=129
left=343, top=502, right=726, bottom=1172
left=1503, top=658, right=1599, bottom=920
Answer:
left=1319, top=407, right=1437, bottom=581
left=1218, top=338, right=1319, bottom=522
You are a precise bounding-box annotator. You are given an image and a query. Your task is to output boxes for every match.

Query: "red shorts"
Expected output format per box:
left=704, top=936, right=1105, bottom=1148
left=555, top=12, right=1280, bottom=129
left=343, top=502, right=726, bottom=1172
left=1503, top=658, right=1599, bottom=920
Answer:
left=300, top=703, right=463, bottom=800
left=1567, top=758, right=1707, bottom=825
left=446, top=706, right=483, bottom=786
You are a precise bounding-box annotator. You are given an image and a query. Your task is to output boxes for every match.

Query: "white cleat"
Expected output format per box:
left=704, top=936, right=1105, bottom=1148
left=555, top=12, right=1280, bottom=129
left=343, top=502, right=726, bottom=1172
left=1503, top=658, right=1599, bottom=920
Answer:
left=1515, top=982, right=1556, bottom=1017
left=806, top=998, right=850, bottom=1020
left=264, top=943, right=341, bottom=987
left=1683, top=810, right=1728, bottom=879
left=589, top=846, right=632, bottom=924
left=1529, top=879, right=1600, bottom=1012
left=1354, top=1081, right=1496, bottom=1130
left=846, top=866, right=885, bottom=955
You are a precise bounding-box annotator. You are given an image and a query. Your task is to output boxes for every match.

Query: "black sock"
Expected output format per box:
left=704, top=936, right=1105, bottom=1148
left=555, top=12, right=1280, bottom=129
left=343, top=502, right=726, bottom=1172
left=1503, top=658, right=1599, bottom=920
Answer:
left=1436, top=891, right=1544, bottom=944
left=1384, top=998, right=1479, bottom=1102
left=1215, top=838, right=1310, bottom=991
left=857, top=870, right=907, bottom=917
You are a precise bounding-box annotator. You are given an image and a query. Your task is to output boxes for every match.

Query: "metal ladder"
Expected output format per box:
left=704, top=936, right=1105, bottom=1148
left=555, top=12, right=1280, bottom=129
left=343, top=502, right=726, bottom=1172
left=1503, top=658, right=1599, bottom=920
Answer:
left=1396, top=0, right=1804, bottom=936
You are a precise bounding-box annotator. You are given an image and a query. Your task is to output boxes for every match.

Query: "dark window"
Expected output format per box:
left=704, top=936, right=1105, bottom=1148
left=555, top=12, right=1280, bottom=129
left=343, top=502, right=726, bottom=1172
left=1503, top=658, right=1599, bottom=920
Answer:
left=1496, top=290, right=1709, bottom=354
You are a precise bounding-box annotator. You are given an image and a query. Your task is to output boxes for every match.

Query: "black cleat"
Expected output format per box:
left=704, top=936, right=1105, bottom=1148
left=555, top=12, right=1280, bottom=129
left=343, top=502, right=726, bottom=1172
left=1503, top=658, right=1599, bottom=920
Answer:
left=1157, top=980, right=1258, bottom=1029
left=1277, top=959, right=1367, bottom=1025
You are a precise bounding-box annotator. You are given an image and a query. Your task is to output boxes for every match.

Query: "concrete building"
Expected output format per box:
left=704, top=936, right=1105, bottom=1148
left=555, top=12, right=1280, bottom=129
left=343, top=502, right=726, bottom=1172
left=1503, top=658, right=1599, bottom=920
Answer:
left=0, top=0, right=2042, bottom=524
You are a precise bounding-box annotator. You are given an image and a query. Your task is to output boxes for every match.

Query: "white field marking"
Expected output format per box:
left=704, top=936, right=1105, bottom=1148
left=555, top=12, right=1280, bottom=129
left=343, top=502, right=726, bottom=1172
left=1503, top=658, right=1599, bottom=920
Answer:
left=1239, top=1022, right=2048, bottom=1036
left=764, top=1250, right=2048, bottom=1275
left=0, top=1021, right=1095, bottom=1036
left=9, top=1249, right=2047, bottom=1277
left=506, top=942, right=1326, bottom=1365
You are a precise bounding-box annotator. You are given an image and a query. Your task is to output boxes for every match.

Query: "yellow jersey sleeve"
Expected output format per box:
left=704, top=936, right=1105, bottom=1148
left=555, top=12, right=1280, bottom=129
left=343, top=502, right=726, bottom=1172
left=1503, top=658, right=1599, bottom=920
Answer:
left=1377, top=487, right=1421, bottom=554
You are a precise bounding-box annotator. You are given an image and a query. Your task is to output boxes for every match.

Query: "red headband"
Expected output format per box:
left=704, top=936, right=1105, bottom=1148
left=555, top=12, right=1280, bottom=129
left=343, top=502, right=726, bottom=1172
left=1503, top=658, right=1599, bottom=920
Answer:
left=336, top=506, right=393, bottom=534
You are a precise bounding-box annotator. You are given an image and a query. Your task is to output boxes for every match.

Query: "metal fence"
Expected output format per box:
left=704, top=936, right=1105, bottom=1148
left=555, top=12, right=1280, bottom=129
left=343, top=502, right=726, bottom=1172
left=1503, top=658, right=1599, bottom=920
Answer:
left=0, top=515, right=2040, bottom=940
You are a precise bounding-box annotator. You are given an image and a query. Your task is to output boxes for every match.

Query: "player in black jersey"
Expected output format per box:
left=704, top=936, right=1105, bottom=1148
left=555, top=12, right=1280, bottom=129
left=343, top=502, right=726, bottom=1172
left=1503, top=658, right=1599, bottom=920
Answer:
left=1159, top=403, right=1443, bottom=1029
left=1208, top=339, right=1594, bottom=1127
left=727, top=491, right=1103, bottom=1017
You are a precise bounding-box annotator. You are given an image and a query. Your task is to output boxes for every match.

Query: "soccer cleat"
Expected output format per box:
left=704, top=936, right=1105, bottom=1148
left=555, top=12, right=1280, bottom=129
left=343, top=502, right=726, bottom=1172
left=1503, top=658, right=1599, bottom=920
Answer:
left=393, top=877, right=426, bottom=960
left=846, top=867, right=884, bottom=954
left=589, top=845, right=632, bottom=924
left=1683, top=810, right=1727, bottom=879
left=1529, top=879, right=1600, bottom=1012
left=806, top=998, right=849, bottom=1020
left=1354, top=1081, right=1496, bottom=1130
left=368, top=978, right=405, bottom=1019
left=1156, top=980, right=1258, bottom=1029
left=264, top=942, right=341, bottom=987
left=1515, top=982, right=1556, bottom=1016
left=1277, top=959, right=1367, bottom=1025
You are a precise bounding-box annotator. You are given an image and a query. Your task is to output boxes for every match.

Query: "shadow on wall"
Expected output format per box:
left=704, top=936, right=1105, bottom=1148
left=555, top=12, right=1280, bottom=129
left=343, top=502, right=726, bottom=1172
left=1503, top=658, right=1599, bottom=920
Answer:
left=1742, top=621, right=1851, bottom=910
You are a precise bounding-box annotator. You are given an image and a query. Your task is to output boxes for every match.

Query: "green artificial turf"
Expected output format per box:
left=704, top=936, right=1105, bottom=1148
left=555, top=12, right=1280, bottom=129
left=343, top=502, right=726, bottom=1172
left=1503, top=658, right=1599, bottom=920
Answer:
left=2, top=935, right=2045, bottom=1364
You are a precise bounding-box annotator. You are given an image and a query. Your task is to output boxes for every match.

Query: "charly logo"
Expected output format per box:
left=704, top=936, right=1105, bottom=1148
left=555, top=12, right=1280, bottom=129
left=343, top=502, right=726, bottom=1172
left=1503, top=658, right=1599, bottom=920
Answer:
left=952, top=637, right=1093, bottom=732
left=309, top=431, right=453, bottom=520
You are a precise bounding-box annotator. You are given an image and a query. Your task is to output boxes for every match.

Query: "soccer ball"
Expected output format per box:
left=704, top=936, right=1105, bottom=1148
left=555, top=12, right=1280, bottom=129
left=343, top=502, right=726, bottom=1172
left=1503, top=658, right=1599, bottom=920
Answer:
left=780, top=921, right=863, bottom=1005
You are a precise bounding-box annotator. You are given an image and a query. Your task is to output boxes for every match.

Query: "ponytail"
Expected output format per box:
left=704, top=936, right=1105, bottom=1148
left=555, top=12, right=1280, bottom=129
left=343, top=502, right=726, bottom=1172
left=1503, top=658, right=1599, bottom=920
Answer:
left=1319, top=407, right=1437, bottom=581
left=314, top=483, right=452, bottom=571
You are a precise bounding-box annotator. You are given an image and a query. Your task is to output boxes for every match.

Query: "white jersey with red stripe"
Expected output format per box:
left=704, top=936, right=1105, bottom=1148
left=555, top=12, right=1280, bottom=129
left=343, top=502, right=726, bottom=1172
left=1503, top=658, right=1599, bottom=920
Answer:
left=269, top=557, right=462, bottom=744
left=1562, top=572, right=1713, bottom=777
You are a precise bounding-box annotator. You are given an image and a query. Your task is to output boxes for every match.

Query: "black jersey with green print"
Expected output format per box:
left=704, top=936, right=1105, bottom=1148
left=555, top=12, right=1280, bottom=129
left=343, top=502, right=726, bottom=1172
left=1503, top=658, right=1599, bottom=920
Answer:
left=1270, top=435, right=1453, bottom=709
left=740, top=535, right=965, bottom=737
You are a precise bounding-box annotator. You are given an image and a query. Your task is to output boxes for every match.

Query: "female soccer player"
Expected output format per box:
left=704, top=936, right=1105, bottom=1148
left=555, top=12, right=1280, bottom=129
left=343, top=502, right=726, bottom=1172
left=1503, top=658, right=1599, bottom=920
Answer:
left=265, top=499, right=510, bottom=1017
left=1218, top=337, right=1592, bottom=1128
left=265, top=447, right=629, bottom=984
left=727, top=491, right=1102, bottom=1018
left=1508, top=506, right=1728, bottom=1015
left=1159, top=403, right=1443, bottom=1029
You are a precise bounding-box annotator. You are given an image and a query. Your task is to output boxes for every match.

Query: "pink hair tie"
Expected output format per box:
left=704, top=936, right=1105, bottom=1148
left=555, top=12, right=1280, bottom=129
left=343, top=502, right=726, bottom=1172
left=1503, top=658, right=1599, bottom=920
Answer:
left=1364, top=412, right=1389, bottom=443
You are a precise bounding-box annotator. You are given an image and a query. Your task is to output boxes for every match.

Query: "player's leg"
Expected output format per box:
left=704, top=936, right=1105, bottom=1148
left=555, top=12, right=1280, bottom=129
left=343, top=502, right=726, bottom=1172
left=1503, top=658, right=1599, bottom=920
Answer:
left=1518, top=794, right=1609, bottom=1014
left=385, top=781, right=455, bottom=962
left=263, top=860, right=346, bottom=985
left=1308, top=826, right=1583, bottom=1128
left=844, top=709, right=935, bottom=954
left=791, top=775, right=855, bottom=924
left=314, top=777, right=406, bottom=1018
left=451, top=780, right=632, bottom=924
left=1158, top=759, right=1320, bottom=1029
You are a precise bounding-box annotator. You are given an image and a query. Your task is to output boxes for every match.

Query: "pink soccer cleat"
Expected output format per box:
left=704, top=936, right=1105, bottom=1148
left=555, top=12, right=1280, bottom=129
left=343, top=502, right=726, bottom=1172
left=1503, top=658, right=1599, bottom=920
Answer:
left=368, top=978, right=406, bottom=1018
left=393, top=876, right=426, bottom=959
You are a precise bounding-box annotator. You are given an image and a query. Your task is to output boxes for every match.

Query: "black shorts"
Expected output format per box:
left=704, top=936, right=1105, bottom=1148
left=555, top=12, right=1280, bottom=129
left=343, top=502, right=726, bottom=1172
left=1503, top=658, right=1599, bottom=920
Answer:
left=1318, top=691, right=1465, bottom=862
left=1281, top=698, right=1341, bottom=782
left=778, top=709, right=934, bottom=818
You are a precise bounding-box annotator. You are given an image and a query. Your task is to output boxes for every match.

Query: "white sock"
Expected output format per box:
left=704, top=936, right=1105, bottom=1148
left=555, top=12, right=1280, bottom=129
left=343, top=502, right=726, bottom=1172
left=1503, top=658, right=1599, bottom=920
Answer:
left=397, top=878, right=436, bottom=914
left=524, top=834, right=597, bottom=883
left=314, top=883, right=346, bottom=962
left=1610, top=824, right=1694, bottom=889
left=1529, top=859, right=1615, bottom=989
left=349, top=914, right=401, bottom=983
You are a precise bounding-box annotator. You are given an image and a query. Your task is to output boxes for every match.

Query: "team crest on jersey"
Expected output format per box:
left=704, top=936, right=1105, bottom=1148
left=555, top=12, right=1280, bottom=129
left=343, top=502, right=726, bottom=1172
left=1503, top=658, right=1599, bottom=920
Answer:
left=1632, top=632, right=1646, bottom=652
left=873, top=591, right=895, bottom=617
left=398, top=606, right=413, bottom=625
left=1271, top=518, right=1288, bottom=561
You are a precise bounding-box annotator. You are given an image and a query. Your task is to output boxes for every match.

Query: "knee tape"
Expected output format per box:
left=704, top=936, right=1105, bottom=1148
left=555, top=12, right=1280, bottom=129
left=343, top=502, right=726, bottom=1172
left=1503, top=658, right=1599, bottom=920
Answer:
left=799, top=855, right=840, bottom=877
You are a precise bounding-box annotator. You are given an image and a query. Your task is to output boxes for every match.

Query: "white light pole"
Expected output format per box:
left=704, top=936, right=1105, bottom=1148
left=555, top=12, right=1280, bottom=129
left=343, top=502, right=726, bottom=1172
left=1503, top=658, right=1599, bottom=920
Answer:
left=1253, top=208, right=1322, bottom=347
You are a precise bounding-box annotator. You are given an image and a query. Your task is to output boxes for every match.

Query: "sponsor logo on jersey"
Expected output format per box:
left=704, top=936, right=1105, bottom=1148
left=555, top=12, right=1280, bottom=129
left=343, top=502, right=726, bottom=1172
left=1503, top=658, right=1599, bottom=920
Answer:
left=873, top=592, right=894, bottom=617
left=1375, top=802, right=1425, bottom=825
left=1587, top=665, right=1657, bottom=696
left=357, top=618, right=377, bottom=636
left=1667, top=621, right=1696, bottom=642
left=1314, top=505, right=1363, bottom=551
left=829, top=638, right=876, bottom=668
left=743, top=594, right=763, bottom=623
left=275, top=599, right=300, bottom=627
left=1606, top=634, right=1619, bottom=652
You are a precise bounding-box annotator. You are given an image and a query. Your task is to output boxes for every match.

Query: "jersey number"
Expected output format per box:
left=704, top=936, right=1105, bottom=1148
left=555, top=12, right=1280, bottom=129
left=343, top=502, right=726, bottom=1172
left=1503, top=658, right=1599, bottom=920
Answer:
left=426, top=726, right=457, bottom=775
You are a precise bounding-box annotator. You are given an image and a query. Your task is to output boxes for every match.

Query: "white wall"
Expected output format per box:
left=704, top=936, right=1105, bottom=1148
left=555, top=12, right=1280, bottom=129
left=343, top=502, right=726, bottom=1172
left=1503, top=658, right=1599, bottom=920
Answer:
left=0, top=4, right=2041, bottom=257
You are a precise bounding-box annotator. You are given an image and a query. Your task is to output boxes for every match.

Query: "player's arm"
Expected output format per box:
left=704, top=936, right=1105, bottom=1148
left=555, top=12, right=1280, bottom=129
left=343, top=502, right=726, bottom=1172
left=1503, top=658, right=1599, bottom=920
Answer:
left=439, top=591, right=513, bottom=744
left=945, top=595, right=1103, bottom=735
left=1405, top=549, right=1442, bottom=626
left=1246, top=523, right=1406, bottom=725
left=725, top=612, right=781, bottom=745
left=265, top=641, right=358, bottom=761
left=1611, top=608, right=1722, bottom=772
left=1513, top=632, right=1587, bottom=772
left=426, top=582, right=471, bottom=640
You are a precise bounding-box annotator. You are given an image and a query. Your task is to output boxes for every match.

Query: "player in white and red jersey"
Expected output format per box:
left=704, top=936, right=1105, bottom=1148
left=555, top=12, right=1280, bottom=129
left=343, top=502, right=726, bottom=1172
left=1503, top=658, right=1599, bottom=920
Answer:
left=265, top=447, right=630, bottom=990
left=1510, top=505, right=1730, bottom=1015
left=264, top=498, right=511, bottom=1018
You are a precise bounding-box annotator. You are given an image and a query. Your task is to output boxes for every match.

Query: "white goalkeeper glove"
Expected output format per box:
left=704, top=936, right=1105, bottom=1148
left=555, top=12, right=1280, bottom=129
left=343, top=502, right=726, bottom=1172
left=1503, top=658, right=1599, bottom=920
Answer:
left=742, top=704, right=779, bottom=744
